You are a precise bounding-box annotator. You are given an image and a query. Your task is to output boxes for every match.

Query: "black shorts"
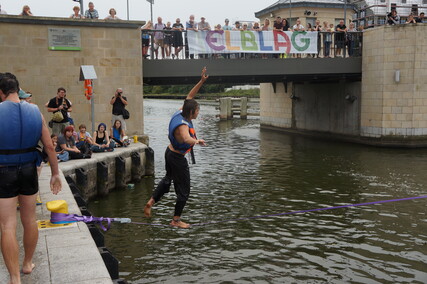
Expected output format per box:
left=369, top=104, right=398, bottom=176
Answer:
left=0, top=162, right=38, bottom=198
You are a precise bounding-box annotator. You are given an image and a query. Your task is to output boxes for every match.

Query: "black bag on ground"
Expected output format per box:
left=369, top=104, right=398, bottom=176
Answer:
left=122, top=108, right=130, bottom=119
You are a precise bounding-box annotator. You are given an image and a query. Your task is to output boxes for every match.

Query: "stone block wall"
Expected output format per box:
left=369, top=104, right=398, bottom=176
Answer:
left=260, top=82, right=293, bottom=128
left=361, top=24, right=427, bottom=139
left=0, top=16, right=144, bottom=135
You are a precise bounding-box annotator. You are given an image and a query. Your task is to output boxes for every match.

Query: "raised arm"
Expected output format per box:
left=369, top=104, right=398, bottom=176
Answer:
left=186, top=67, right=209, bottom=100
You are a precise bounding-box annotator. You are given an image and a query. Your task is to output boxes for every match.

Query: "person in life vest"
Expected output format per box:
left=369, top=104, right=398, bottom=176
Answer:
left=0, top=73, right=62, bottom=284
left=144, top=67, right=208, bottom=228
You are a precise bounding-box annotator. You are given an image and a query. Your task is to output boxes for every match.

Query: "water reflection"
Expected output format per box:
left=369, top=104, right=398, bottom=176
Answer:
left=89, top=99, right=427, bottom=283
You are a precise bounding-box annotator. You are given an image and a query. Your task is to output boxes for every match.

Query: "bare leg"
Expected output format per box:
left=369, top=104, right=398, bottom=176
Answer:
left=144, top=197, right=155, bottom=217
left=0, top=197, right=20, bottom=284
left=18, top=194, right=38, bottom=274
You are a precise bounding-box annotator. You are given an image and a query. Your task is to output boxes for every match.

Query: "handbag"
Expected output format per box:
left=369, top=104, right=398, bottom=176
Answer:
left=52, top=111, right=64, bottom=122
left=122, top=108, right=130, bottom=120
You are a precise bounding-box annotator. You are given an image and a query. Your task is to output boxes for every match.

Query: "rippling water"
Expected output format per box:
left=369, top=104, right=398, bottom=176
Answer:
left=89, top=99, right=427, bottom=283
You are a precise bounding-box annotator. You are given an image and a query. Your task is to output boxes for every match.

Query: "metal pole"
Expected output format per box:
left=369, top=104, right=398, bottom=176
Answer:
left=344, top=0, right=347, bottom=24
left=80, top=0, right=84, bottom=16
left=289, top=0, right=292, bottom=25
left=127, top=0, right=129, bottom=20
left=150, top=1, right=154, bottom=59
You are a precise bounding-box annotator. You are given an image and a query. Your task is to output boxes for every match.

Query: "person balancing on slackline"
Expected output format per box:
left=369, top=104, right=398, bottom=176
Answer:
left=144, top=67, right=208, bottom=228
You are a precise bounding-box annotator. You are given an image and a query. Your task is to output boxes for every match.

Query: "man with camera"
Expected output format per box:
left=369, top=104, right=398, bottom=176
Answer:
left=110, top=88, right=128, bottom=131
left=47, top=87, right=72, bottom=136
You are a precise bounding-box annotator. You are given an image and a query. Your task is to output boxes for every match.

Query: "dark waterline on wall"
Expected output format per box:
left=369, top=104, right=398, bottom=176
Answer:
left=89, top=99, right=427, bottom=283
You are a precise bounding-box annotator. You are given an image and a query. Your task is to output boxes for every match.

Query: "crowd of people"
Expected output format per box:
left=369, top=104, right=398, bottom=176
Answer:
left=15, top=86, right=131, bottom=164
left=141, top=15, right=366, bottom=59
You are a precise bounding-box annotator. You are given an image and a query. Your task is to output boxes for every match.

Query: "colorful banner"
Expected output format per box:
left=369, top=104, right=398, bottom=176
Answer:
left=187, top=30, right=318, bottom=54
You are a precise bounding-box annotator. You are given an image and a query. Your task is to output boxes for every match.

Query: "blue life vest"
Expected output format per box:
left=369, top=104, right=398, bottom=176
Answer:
left=168, top=110, right=196, bottom=154
left=0, top=101, right=43, bottom=166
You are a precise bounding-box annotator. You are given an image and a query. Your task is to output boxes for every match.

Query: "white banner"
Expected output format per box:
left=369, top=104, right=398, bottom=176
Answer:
left=187, top=30, right=318, bottom=54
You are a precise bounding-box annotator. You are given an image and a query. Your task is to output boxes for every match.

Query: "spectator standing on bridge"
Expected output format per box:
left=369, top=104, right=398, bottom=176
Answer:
left=323, top=21, right=332, bottom=58
left=20, top=5, right=33, bottom=16
left=154, top=17, right=166, bottom=59
left=110, top=88, right=128, bottom=131
left=141, top=20, right=152, bottom=59
left=70, top=6, right=84, bottom=19
left=406, top=14, right=416, bottom=24
left=0, top=72, right=61, bottom=284
left=144, top=67, right=209, bottom=229
left=198, top=17, right=211, bottom=59
left=185, top=15, right=197, bottom=59
left=222, top=19, right=232, bottom=59
left=84, top=2, right=99, bottom=19
left=105, top=8, right=120, bottom=20
left=335, top=19, right=346, bottom=57
left=163, top=21, right=173, bottom=59
left=172, top=18, right=184, bottom=59
left=313, top=20, right=322, bottom=58
left=387, top=10, right=399, bottom=25
left=346, top=22, right=357, bottom=57
left=46, top=87, right=72, bottom=136
left=416, top=12, right=425, bottom=23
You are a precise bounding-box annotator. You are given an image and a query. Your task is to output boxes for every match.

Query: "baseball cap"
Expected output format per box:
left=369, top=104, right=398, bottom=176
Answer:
left=18, top=89, right=31, bottom=99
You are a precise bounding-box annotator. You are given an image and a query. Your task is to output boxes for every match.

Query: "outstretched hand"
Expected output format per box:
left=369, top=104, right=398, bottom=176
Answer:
left=201, top=67, right=209, bottom=82
left=50, top=174, right=62, bottom=195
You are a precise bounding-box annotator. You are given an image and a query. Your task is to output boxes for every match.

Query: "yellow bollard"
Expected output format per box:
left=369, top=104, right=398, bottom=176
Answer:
left=46, top=200, right=69, bottom=214
left=133, top=135, right=138, bottom=143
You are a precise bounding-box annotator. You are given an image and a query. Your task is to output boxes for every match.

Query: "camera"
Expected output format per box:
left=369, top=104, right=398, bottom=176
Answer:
left=118, top=92, right=122, bottom=96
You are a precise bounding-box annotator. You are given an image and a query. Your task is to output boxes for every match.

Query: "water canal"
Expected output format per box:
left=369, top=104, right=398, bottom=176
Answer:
left=89, top=99, right=427, bottom=283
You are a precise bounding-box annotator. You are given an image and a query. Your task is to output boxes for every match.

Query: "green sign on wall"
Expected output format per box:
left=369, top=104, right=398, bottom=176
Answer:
left=48, top=28, right=81, bottom=51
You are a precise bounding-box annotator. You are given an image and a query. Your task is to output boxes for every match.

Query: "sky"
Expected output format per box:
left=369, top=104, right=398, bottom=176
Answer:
left=0, top=0, right=273, bottom=26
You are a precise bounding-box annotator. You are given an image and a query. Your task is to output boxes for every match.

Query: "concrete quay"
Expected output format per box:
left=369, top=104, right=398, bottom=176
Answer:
left=0, top=142, right=153, bottom=283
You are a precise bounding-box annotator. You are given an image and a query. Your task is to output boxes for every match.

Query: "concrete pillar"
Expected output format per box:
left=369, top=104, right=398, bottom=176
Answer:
left=240, top=97, right=248, bottom=119
left=219, top=97, right=232, bottom=120
left=260, top=82, right=293, bottom=129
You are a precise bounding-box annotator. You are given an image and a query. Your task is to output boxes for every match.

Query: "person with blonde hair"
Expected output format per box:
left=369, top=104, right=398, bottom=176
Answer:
left=70, top=6, right=84, bottom=19
left=105, top=8, right=120, bottom=20
left=20, top=5, right=33, bottom=16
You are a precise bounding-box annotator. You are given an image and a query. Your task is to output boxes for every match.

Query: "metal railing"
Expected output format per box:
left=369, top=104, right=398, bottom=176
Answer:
left=141, top=30, right=364, bottom=60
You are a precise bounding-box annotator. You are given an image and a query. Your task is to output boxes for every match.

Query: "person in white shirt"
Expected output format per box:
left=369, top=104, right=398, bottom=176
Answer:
left=292, top=18, right=305, bottom=31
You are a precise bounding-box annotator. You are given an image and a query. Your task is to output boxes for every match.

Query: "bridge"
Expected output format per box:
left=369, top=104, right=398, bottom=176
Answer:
left=142, top=57, right=362, bottom=86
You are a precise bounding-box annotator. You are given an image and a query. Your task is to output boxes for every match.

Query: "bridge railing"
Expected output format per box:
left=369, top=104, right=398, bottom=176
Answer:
left=141, top=30, right=363, bottom=60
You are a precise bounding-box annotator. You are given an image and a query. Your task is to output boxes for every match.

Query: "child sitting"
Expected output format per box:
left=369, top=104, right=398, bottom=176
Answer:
left=110, top=119, right=130, bottom=147
left=51, top=134, right=69, bottom=162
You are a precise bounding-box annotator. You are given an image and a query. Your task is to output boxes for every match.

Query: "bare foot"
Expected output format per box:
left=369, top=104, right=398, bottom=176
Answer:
left=143, top=203, right=152, bottom=217
left=170, top=219, right=190, bottom=229
left=22, top=263, right=35, bottom=274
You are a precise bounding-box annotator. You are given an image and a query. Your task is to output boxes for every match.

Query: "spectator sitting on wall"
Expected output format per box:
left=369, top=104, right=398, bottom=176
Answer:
left=51, top=134, right=69, bottom=162
left=70, top=6, right=84, bottom=19
left=111, top=120, right=129, bottom=147
left=84, top=2, right=99, bottom=19
left=91, top=123, right=115, bottom=152
left=105, top=8, right=120, bottom=20
left=20, top=5, right=33, bottom=16
left=46, top=87, right=72, bottom=136
left=172, top=18, right=184, bottom=59
left=110, top=87, right=128, bottom=131
left=406, top=14, right=416, bottom=24
left=75, top=124, right=93, bottom=149
left=18, top=89, right=32, bottom=103
left=57, top=126, right=89, bottom=160
left=0, top=4, right=7, bottom=14
left=416, top=12, right=425, bottom=23
left=387, top=10, right=400, bottom=25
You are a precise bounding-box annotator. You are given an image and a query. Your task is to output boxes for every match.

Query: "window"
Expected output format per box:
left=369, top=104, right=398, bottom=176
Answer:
left=306, top=17, right=316, bottom=27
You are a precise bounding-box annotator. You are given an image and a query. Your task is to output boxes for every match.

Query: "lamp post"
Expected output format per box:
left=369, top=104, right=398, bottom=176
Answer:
left=127, top=0, right=129, bottom=20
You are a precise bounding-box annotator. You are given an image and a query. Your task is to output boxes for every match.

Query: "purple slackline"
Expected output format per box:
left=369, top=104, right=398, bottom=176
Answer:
left=130, top=195, right=427, bottom=228
left=50, top=212, right=113, bottom=231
